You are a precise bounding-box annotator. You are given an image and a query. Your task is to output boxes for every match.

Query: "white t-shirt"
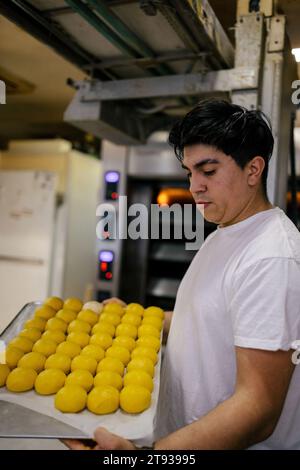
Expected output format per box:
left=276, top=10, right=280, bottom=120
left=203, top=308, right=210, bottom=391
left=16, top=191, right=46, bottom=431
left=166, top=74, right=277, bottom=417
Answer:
left=155, top=207, right=300, bottom=449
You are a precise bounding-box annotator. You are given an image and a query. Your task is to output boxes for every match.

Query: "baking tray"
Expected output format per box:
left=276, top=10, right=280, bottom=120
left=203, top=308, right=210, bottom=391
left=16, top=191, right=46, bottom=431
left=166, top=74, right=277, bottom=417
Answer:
left=0, top=302, right=162, bottom=446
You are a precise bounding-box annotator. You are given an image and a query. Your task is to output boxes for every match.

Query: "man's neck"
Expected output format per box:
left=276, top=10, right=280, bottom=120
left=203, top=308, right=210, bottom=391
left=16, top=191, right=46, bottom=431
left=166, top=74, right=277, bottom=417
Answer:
left=220, top=196, right=274, bottom=228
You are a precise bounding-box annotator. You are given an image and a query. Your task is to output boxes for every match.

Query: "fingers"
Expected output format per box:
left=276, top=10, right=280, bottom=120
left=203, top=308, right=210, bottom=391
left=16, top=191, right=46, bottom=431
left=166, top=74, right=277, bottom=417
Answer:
left=61, top=439, right=91, bottom=450
left=102, top=297, right=127, bottom=307
left=93, top=427, right=136, bottom=450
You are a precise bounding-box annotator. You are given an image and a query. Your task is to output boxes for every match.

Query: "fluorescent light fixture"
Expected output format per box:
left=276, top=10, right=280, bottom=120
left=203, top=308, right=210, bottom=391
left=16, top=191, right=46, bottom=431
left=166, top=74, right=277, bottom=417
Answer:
left=292, top=48, right=300, bottom=62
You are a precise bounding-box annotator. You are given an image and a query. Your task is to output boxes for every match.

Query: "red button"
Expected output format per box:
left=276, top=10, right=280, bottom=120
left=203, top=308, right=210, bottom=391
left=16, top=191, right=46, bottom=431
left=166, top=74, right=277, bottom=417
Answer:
left=101, top=262, right=107, bottom=271
left=105, top=272, right=113, bottom=280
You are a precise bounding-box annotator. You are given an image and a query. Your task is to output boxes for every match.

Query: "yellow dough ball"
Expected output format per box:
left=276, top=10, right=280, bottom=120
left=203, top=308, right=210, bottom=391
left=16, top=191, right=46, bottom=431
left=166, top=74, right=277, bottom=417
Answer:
left=19, top=328, right=42, bottom=343
left=67, top=319, right=91, bottom=335
left=120, top=385, right=151, bottom=414
left=122, top=313, right=142, bottom=327
left=127, top=357, right=154, bottom=378
left=100, top=312, right=121, bottom=327
left=35, top=369, right=66, bottom=395
left=113, top=336, right=136, bottom=352
left=55, top=385, right=87, bottom=413
left=103, top=303, right=124, bottom=316
left=45, top=353, right=71, bottom=374
left=87, top=386, right=119, bottom=415
left=45, top=317, right=68, bottom=333
left=125, top=303, right=144, bottom=317
left=67, top=332, right=90, bottom=348
left=42, top=330, right=66, bottom=344
left=34, top=305, right=56, bottom=321
left=97, top=357, right=124, bottom=377
left=142, top=316, right=162, bottom=331
left=6, top=367, right=37, bottom=392
left=81, top=344, right=105, bottom=362
left=94, top=371, right=123, bottom=391
left=77, top=310, right=98, bottom=326
left=105, top=346, right=131, bottom=366
left=18, top=352, right=46, bottom=373
left=8, top=337, right=33, bottom=354
left=32, top=339, right=57, bottom=357
left=0, top=364, right=10, bottom=387
left=44, top=296, right=64, bottom=312
left=124, top=370, right=153, bottom=392
left=65, top=370, right=94, bottom=392
left=71, top=355, right=97, bottom=375
left=55, top=309, right=77, bottom=324
left=24, top=317, right=46, bottom=332
left=56, top=341, right=81, bottom=359
left=63, top=298, right=83, bottom=313
left=131, top=346, right=157, bottom=365
left=115, top=323, right=137, bottom=340
left=143, top=306, right=164, bottom=320
left=89, top=333, right=112, bottom=350
left=92, top=321, right=115, bottom=337
left=138, top=325, right=160, bottom=339
left=136, top=336, right=161, bottom=353
left=5, top=347, right=24, bottom=369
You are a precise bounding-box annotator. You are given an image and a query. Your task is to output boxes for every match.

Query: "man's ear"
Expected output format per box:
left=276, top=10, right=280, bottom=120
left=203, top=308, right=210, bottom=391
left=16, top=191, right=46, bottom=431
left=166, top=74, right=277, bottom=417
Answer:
left=247, top=156, right=265, bottom=187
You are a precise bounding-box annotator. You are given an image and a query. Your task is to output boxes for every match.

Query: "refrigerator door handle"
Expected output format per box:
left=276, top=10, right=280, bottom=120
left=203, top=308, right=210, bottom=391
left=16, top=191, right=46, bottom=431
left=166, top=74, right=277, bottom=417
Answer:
left=0, top=255, right=44, bottom=265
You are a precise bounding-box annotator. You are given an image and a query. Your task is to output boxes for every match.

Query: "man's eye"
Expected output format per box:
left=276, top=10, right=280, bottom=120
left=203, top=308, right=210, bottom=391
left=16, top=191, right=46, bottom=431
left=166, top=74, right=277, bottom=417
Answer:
left=203, top=170, right=215, bottom=176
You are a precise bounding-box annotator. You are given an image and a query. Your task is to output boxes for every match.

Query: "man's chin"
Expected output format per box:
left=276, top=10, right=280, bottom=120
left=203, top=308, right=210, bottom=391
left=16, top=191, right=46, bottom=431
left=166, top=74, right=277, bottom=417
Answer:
left=197, top=204, right=219, bottom=224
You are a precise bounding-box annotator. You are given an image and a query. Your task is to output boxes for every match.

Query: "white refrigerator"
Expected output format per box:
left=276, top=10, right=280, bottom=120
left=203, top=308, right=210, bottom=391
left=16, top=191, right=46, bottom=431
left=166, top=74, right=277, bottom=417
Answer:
left=0, top=170, right=56, bottom=332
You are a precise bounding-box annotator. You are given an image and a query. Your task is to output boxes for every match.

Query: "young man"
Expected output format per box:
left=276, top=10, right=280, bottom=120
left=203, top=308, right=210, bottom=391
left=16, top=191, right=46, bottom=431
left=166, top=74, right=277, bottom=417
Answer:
left=66, top=100, right=300, bottom=450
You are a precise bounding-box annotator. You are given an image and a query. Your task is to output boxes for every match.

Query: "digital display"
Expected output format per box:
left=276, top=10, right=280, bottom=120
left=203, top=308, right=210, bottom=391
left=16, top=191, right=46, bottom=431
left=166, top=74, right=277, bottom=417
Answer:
left=99, top=250, right=114, bottom=263
left=105, top=171, right=120, bottom=183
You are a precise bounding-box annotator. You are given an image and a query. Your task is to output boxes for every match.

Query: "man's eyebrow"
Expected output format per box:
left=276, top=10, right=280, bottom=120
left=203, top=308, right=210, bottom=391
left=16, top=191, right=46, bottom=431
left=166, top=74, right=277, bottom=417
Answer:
left=181, top=159, right=220, bottom=171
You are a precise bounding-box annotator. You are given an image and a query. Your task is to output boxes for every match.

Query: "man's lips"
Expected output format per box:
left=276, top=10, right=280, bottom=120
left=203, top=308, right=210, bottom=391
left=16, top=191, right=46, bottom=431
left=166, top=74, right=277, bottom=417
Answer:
left=196, top=201, right=211, bottom=207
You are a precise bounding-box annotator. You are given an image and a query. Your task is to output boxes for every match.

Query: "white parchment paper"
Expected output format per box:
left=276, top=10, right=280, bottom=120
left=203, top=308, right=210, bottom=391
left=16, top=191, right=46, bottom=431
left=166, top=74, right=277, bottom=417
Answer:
left=0, top=302, right=161, bottom=446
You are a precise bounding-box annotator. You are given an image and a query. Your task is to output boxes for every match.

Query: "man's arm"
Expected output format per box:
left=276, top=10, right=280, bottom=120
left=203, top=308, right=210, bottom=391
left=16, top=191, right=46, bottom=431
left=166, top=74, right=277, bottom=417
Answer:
left=64, top=346, right=295, bottom=451
left=155, top=347, right=295, bottom=449
left=162, top=310, right=173, bottom=344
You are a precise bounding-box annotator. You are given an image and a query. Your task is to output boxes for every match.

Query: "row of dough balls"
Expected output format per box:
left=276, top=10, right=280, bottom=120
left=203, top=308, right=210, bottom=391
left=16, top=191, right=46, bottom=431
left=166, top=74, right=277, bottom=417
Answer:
left=0, top=297, right=164, bottom=414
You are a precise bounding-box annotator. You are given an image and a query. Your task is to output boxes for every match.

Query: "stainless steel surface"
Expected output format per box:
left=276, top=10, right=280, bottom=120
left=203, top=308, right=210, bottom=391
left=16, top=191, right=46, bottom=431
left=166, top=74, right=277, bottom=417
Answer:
left=150, top=243, right=195, bottom=264
left=80, top=68, right=258, bottom=102
left=96, top=141, right=128, bottom=298
left=0, top=437, right=66, bottom=450
left=235, top=14, right=265, bottom=69
left=0, top=402, right=87, bottom=439
left=262, top=17, right=297, bottom=208
left=128, top=141, right=185, bottom=179
left=0, top=301, right=40, bottom=340
left=0, top=80, right=5, bottom=104
left=0, top=301, right=89, bottom=439
left=147, top=278, right=181, bottom=299
left=269, top=15, right=285, bottom=52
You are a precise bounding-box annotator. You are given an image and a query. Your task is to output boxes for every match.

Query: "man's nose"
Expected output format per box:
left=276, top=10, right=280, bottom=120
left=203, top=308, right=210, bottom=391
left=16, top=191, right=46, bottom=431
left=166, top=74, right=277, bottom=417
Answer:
left=189, top=175, right=207, bottom=194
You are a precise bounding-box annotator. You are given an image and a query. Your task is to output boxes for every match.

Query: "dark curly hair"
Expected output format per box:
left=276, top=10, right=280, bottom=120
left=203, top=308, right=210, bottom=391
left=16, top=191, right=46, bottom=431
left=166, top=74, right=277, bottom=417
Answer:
left=168, top=99, right=274, bottom=196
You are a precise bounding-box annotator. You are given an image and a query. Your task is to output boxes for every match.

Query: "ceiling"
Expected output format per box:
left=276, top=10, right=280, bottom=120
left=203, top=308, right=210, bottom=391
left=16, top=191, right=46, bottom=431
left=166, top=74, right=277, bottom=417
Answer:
left=0, top=0, right=300, bottom=146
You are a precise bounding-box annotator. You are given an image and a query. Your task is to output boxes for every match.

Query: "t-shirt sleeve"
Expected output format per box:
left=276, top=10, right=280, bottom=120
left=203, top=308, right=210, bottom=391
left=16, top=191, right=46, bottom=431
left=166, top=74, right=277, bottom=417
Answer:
left=229, top=257, right=300, bottom=351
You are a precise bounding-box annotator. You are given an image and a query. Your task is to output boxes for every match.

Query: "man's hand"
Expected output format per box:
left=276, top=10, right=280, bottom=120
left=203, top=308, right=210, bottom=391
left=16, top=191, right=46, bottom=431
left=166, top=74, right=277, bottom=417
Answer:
left=63, top=427, right=137, bottom=450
